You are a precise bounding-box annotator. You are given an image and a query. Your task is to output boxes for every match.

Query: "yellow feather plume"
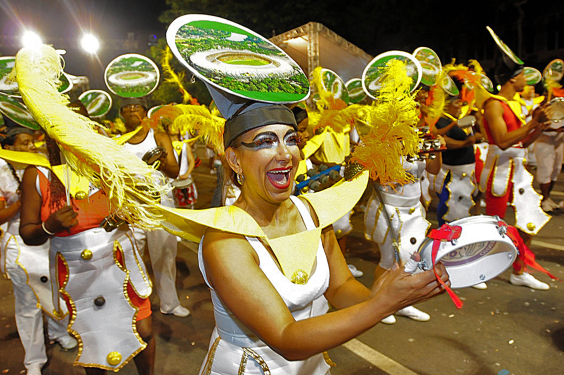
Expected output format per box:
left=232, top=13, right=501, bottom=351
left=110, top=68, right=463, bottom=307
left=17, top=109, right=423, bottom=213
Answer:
left=149, top=104, right=225, bottom=155
left=161, top=46, right=197, bottom=105
left=351, top=59, right=420, bottom=186
left=13, top=45, right=166, bottom=229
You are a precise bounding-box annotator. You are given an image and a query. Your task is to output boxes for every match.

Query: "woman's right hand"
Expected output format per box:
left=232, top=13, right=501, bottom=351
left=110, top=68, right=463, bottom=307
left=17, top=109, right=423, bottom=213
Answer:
left=44, top=205, right=78, bottom=234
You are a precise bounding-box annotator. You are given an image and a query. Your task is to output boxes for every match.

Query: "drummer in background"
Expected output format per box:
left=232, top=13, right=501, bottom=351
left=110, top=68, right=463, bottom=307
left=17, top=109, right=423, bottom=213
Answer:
left=431, top=75, right=486, bottom=288
left=526, top=86, right=564, bottom=213
left=167, top=125, right=198, bottom=209
left=481, top=57, right=553, bottom=290
left=120, top=98, right=191, bottom=317
left=431, top=76, right=480, bottom=223
left=521, top=86, right=544, bottom=170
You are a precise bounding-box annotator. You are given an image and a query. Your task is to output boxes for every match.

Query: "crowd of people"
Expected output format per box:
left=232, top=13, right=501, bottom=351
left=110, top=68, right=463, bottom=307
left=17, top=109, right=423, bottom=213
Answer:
left=0, top=13, right=562, bottom=375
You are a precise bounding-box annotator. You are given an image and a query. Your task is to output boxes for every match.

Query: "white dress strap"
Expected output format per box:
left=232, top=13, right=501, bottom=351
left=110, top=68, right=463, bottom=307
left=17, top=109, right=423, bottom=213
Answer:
left=289, top=195, right=316, bottom=230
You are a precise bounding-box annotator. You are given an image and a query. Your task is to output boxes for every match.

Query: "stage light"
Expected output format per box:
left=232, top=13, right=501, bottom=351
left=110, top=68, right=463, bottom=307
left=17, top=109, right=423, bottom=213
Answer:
left=81, top=33, right=100, bottom=54
left=21, top=30, right=42, bottom=48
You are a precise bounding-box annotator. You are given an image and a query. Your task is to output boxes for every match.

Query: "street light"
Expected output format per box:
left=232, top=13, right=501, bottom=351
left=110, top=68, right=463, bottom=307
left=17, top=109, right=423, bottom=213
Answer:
left=21, top=30, right=42, bottom=48
left=80, top=33, right=100, bottom=54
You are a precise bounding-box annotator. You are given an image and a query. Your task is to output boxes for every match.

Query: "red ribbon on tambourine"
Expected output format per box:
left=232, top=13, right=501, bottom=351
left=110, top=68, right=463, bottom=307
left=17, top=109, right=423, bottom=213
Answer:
left=428, top=224, right=464, bottom=309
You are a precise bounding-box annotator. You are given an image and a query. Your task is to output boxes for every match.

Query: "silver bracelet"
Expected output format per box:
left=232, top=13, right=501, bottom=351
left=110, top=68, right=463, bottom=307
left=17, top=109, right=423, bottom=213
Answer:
left=41, top=222, right=56, bottom=236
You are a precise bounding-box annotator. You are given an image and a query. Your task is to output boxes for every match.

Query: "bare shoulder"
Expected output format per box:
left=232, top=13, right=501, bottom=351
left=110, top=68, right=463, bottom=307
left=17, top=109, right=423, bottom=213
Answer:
left=484, top=99, right=502, bottom=113
left=202, top=227, right=258, bottom=262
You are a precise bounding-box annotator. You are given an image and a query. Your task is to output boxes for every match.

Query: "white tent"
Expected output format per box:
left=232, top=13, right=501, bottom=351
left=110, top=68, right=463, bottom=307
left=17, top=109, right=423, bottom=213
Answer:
left=270, top=22, right=372, bottom=82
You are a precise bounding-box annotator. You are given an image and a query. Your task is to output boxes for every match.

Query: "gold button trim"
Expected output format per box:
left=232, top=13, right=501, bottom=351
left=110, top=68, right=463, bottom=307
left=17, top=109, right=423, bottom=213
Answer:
left=81, top=250, right=93, bottom=261
left=74, top=191, right=87, bottom=200
left=106, top=351, right=122, bottom=366
left=291, top=269, right=308, bottom=285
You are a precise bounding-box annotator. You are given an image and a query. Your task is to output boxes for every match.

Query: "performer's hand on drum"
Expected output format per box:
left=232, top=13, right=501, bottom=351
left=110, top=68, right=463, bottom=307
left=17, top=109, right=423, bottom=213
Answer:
left=532, top=104, right=553, bottom=125
left=373, top=261, right=450, bottom=311
left=45, top=205, right=78, bottom=234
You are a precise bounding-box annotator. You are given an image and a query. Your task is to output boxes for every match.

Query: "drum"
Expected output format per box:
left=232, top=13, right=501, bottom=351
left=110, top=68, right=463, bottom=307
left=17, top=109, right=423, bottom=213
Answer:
left=171, top=176, right=193, bottom=188
left=549, top=97, right=564, bottom=123
left=417, top=215, right=518, bottom=289
left=141, top=147, right=166, bottom=165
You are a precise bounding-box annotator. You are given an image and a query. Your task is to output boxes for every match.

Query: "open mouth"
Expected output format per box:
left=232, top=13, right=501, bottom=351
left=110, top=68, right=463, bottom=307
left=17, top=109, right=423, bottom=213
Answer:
left=266, top=167, right=292, bottom=189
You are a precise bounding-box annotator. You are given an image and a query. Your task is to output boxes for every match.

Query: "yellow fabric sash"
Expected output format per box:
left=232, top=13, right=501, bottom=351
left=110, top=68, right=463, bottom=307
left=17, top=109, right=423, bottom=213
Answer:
left=159, top=171, right=369, bottom=280
left=0, top=150, right=89, bottom=198
left=114, top=126, right=143, bottom=145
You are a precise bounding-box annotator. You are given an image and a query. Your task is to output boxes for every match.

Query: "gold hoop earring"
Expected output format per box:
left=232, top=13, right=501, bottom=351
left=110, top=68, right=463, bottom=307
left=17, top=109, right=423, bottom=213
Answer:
left=236, top=173, right=244, bottom=185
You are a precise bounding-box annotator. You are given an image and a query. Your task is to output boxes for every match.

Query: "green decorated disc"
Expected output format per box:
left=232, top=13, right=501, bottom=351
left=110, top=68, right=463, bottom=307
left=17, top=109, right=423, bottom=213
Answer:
left=524, top=67, right=542, bottom=86
left=0, top=56, right=73, bottom=97
left=413, top=47, right=442, bottom=86
left=166, top=14, right=309, bottom=104
left=362, top=51, right=422, bottom=99
left=0, top=57, right=18, bottom=96
left=105, top=54, right=160, bottom=98
left=0, top=94, right=40, bottom=130
left=148, top=105, right=167, bottom=118
left=345, top=78, right=366, bottom=104
left=78, top=90, right=112, bottom=118
left=319, top=68, right=349, bottom=104
left=480, top=74, right=494, bottom=93
left=543, top=59, right=563, bottom=82
left=441, top=73, right=460, bottom=96
left=487, top=26, right=524, bottom=65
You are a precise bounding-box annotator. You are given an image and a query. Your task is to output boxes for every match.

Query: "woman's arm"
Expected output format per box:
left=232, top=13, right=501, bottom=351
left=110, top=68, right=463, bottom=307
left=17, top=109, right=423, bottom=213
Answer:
left=19, top=166, right=78, bottom=245
left=202, top=228, right=448, bottom=361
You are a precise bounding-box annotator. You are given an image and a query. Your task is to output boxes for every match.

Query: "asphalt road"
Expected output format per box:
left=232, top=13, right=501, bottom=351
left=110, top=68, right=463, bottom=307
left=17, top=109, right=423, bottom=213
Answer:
left=1, top=149, right=563, bottom=375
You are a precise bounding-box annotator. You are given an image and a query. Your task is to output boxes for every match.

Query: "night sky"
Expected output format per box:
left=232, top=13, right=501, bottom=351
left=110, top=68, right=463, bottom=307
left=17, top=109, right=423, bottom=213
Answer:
left=0, top=0, right=562, bottom=91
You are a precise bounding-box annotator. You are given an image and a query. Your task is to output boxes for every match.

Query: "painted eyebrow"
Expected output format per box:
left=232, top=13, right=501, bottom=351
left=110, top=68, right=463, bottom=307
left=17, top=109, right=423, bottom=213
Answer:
left=250, top=131, right=278, bottom=141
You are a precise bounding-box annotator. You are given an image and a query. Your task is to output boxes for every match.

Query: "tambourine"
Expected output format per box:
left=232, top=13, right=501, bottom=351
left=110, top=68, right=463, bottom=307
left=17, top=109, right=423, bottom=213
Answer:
left=549, top=97, right=564, bottom=123
left=142, top=147, right=166, bottom=165
left=416, top=215, right=518, bottom=289
left=458, top=115, right=476, bottom=135
left=171, top=177, right=194, bottom=188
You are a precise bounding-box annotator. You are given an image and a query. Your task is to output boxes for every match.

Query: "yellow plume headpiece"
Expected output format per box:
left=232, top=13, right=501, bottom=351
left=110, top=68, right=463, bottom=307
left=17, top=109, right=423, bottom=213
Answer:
left=350, top=59, right=420, bottom=186
left=13, top=45, right=166, bottom=229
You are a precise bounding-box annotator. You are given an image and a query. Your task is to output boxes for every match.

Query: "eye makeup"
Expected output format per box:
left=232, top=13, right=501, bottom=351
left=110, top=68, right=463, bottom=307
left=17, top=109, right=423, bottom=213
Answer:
left=241, top=130, right=301, bottom=150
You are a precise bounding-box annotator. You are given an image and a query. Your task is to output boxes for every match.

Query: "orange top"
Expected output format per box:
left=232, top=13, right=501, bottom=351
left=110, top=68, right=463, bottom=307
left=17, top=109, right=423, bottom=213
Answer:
left=38, top=169, right=110, bottom=237
left=483, top=100, right=522, bottom=147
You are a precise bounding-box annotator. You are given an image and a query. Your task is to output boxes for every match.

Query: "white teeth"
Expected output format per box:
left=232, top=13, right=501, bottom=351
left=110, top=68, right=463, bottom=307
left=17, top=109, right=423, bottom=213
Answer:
left=269, top=169, right=290, bottom=174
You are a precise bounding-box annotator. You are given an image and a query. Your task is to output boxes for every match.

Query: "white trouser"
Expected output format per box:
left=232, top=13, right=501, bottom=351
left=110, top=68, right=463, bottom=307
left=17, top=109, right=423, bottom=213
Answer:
left=134, top=228, right=181, bottom=312
left=4, top=236, right=68, bottom=370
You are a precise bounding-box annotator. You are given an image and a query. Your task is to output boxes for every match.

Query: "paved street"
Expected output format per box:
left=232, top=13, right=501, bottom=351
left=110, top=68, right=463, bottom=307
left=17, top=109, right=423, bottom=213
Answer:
left=1, top=148, right=563, bottom=375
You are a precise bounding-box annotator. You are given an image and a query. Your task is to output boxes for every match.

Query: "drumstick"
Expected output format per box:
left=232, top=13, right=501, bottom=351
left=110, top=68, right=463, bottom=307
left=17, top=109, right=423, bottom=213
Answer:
left=65, top=164, right=71, bottom=206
